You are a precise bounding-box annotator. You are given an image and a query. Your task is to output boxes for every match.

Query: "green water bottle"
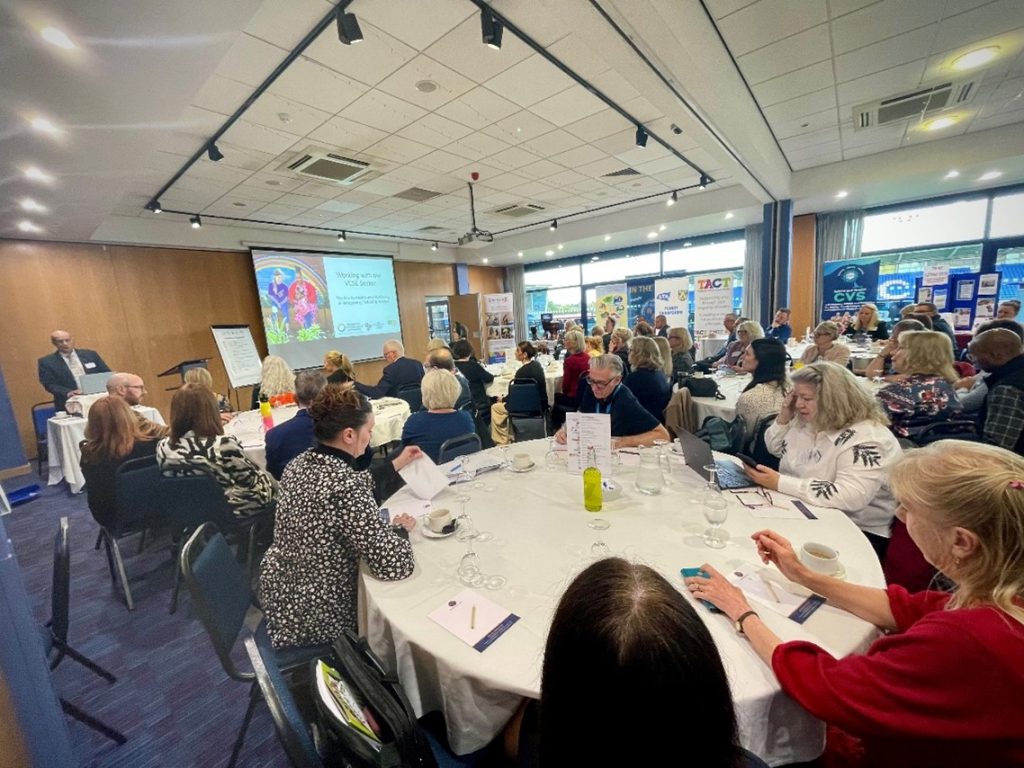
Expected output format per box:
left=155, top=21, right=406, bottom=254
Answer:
left=583, top=446, right=603, bottom=512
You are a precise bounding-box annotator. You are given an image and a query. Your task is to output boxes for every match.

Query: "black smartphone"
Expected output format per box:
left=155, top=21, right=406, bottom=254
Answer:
left=735, top=453, right=759, bottom=469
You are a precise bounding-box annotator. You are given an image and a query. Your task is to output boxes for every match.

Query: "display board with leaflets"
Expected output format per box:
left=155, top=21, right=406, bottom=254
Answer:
left=484, top=292, right=516, bottom=363
left=693, top=273, right=737, bottom=332
left=915, top=271, right=1000, bottom=331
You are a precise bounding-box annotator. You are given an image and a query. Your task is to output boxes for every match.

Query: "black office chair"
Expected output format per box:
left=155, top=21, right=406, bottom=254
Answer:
left=748, top=414, right=780, bottom=470
left=912, top=419, right=981, bottom=446
left=506, top=380, right=547, bottom=442
left=31, top=401, right=55, bottom=476
left=44, top=517, right=127, bottom=745
left=438, top=433, right=482, bottom=463
left=396, top=382, right=423, bottom=413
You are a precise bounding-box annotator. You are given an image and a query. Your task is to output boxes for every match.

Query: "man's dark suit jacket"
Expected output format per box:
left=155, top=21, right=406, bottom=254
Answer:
left=264, top=408, right=315, bottom=479
left=355, top=356, right=424, bottom=399
left=38, top=349, right=110, bottom=410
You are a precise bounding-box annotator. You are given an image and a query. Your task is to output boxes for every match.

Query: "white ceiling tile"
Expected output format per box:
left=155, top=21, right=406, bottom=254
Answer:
left=364, top=134, right=433, bottom=164
left=830, top=0, right=945, bottom=56
left=254, top=202, right=309, bottom=219
left=737, top=24, right=832, bottom=85
left=230, top=183, right=286, bottom=203
left=562, top=108, right=629, bottom=143
left=187, top=158, right=253, bottom=186
left=269, top=57, right=367, bottom=113
left=191, top=75, right=251, bottom=117
left=222, top=119, right=300, bottom=155
left=546, top=34, right=614, bottom=80
left=828, top=0, right=882, bottom=16
left=243, top=0, right=333, bottom=49
left=614, top=144, right=670, bottom=168
left=588, top=69, right=642, bottom=106
left=772, top=108, right=840, bottom=139
left=529, top=85, right=607, bottom=127
left=516, top=158, right=563, bottom=179
left=412, top=150, right=470, bottom=174
left=543, top=169, right=590, bottom=189
left=718, top=0, right=828, bottom=57
left=316, top=199, right=365, bottom=215
left=214, top=34, right=288, bottom=88
left=378, top=164, right=438, bottom=186
left=632, top=155, right=687, bottom=176
left=247, top=173, right=306, bottom=192
left=576, top=156, right=632, bottom=178
left=376, top=54, right=476, bottom=110
left=843, top=135, right=904, bottom=160
left=479, top=172, right=531, bottom=192
left=752, top=60, right=836, bottom=107
left=780, top=127, right=841, bottom=152
left=243, top=91, right=332, bottom=138
left=447, top=132, right=511, bottom=161
left=350, top=176, right=414, bottom=198
left=396, top=112, right=474, bottom=146
left=424, top=15, right=533, bottom=84
left=837, top=60, right=928, bottom=106
left=969, top=105, right=1024, bottom=132
left=551, top=144, right=606, bottom=169
left=504, top=180, right=554, bottom=198
left=488, top=146, right=543, bottom=171
left=436, top=86, right=520, bottom=130
left=620, top=95, right=664, bottom=124
left=276, top=192, right=323, bottom=208
left=304, top=21, right=417, bottom=87
left=481, top=110, right=559, bottom=145
left=522, top=129, right=583, bottom=157
left=308, top=115, right=390, bottom=153
left=834, top=24, right=937, bottom=84
left=932, top=0, right=1024, bottom=52
left=704, top=0, right=759, bottom=18
left=762, top=87, right=837, bottom=124
left=334, top=189, right=386, bottom=205
left=356, top=0, right=475, bottom=50
left=338, top=90, right=428, bottom=133
left=592, top=127, right=640, bottom=157
left=484, top=55, right=575, bottom=108
left=203, top=194, right=271, bottom=216
left=840, top=122, right=907, bottom=150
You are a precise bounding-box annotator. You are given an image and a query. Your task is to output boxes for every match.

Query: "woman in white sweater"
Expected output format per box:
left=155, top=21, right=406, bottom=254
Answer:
left=735, top=338, right=790, bottom=445
left=743, top=361, right=902, bottom=560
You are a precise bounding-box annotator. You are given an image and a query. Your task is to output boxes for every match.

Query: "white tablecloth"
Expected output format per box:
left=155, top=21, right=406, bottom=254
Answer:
left=224, top=398, right=411, bottom=469
left=697, top=337, right=729, bottom=360
left=47, top=405, right=164, bottom=494
left=485, top=365, right=562, bottom=404
left=362, top=439, right=884, bottom=764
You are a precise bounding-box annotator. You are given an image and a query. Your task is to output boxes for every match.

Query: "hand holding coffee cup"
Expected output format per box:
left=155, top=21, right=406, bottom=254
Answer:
left=427, top=508, right=454, bottom=534
left=799, top=542, right=842, bottom=576
left=512, top=453, right=532, bottom=470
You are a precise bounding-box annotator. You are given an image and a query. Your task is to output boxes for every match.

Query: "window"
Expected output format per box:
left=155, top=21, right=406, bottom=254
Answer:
left=996, top=246, right=1024, bottom=304
left=525, top=286, right=582, bottom=332
left=663, top=239, right=745, bottom=273
left=524, top=262, right=581, bottom=289
left=873, top=244, right=982, bottom=320
left=861, top=199, right=987, bottom=252
left=990, top=192, right=1024, bottom=239
left=580, top=251, right=660, bottom=284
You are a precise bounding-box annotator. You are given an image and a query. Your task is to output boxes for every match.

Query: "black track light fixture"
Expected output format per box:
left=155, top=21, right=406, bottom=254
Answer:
left=481, top=9, right=503, bottom=49
left=207, top=143, right=224, bottom=162
left=431, top=242, right=438, bottom=251
left=699, top=174, right=710, bottom=190
left=147, top=200, right=162, bottom=213
left=338, top=231, right=347, bottom=242
left=190, top=214, right=202, bottom=229
left=667, top=190, right=678, bottom=206
left=336, top=5, right=363, bottom=45
left=635, top=125, right=648, bottom=148
left=549, top=219, right=558, bottom=231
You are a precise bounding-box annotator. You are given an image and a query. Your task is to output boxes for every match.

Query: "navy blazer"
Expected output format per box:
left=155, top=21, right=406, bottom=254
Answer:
left=356, top=356, right=424, bottom=399
left=38, top=349, right=110, bottom=410
left=264, top=409, right=315, bottom=479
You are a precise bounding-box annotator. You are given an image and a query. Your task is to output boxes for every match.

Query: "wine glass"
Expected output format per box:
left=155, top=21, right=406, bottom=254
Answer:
left=454, top=491, right=474, bottom=541
left=588, top=518, right=610, bottom=556
left=544, top=437, right=561, bottom=472
left=702, top=489, right=729, bottom=549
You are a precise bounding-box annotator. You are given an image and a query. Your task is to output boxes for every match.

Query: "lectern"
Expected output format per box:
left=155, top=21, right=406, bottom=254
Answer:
left=158, top=359, right=211, bottom=389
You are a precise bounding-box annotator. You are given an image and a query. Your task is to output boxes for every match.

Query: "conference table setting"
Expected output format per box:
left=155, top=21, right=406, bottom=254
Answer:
left=362, top=438, right=883, bottom=765
left=484, top=358, right=562, bottom=404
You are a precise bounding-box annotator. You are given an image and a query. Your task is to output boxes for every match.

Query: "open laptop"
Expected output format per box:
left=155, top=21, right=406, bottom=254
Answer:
left=78, top=371, right=114, bottom=395
left=675, top=429, right=755, bottom=490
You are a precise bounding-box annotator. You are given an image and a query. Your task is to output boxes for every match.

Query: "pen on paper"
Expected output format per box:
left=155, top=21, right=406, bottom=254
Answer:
left=761, top=576, right=781, bottom=603
left=470, top=606, right=477, bottom=630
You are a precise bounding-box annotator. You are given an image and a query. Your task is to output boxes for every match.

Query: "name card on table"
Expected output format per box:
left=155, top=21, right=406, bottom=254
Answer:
left=429, top=589, right=520, bottom=652
left=564, top=412, right=612, bottom=475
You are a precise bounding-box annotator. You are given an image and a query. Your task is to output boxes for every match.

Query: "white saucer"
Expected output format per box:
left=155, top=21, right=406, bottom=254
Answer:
left=510, top=461, right=536, bottom=473
left=419, top=515, right=458, bottom=539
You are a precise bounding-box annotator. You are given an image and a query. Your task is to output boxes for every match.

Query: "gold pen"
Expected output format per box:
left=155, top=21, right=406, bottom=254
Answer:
left=470, top=605, right=477, bottom=630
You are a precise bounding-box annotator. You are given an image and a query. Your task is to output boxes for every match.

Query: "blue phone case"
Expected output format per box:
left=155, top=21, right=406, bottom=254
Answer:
left=680, top=568, right=721, bottom=613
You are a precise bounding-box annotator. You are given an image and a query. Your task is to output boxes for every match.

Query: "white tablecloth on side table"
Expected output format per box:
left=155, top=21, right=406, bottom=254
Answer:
left=362, top=439, right=883, bottom=764
left=47, top=406, right=164, bottom=494
left=224, top=398, right=411, bottom=469
left=485, top=366, right=562, bottom=404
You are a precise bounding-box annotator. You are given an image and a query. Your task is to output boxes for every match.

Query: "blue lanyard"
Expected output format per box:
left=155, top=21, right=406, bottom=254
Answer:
left=596, top=384, right=619, bottom=414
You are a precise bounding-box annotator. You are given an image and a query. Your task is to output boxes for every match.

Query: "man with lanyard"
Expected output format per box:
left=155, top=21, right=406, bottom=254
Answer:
left=554, top=354, right=670, bottom=449
left=38, top=329, right=111, bottom=411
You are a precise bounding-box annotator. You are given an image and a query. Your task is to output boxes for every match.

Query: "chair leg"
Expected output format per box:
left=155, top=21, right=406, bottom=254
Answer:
left=94, top=530, right=103, bottom=550
left=109, top=538, right=135, bottom=611
left=53, top=640, right=117, bottom=684
left=228, top=683, right=260, bottom=768
left=60, top=697, right=127, bottom=745
left=101, top=534, right=117, bottom=583
left=136, top=528, right=147, bottom=554
left=169, top=534, right=186, bottom=614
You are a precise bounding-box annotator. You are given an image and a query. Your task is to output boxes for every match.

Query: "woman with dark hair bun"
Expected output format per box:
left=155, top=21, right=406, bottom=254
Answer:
left=490, top=340, right=549, bottom=444
left=259, top=384, right=424, bottom=649
left=735, top=338, right=790, bottom=442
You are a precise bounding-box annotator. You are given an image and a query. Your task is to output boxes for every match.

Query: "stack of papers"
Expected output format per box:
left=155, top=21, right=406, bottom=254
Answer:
left=316, top=661, right=381, bottom=750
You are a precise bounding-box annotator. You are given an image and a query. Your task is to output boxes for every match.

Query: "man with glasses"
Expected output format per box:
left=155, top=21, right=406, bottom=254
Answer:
left=38, top=329, right=110, bottom=410
left=355, top=339, right=424, bottom=399
left=106, top=372, right=169, bottom=438
left=554, top=355, right=670, bottom=449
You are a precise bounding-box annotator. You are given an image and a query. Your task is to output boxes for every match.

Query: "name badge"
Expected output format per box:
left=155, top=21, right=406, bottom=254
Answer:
left=84, top=362, right=96, bottom=369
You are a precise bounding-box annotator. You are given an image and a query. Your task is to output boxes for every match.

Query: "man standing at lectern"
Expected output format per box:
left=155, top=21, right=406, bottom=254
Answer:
left=38, top=330, right=110, bottom=410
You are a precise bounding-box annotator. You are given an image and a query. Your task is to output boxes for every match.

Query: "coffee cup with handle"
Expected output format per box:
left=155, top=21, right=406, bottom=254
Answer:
left=799, top=542, right=842, bottom=575
left=427, top=508, right=454, bottom=534
left=512, top=453, right=532, bottom=470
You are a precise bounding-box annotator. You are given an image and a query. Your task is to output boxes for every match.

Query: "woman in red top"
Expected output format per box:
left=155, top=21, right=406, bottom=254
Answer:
left=685, top=440, right=1024, bottom=768
left=558, top=329, right=589, bottom=402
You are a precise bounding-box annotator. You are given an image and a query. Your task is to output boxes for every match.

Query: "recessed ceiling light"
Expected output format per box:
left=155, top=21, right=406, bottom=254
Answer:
left=415, top=80, right=439, bottom=93
left=647, top=231, right=658, bottom=239
left=603, top=234, right=611, bottom=242
left=278, top=112, right=292, bottom=124
left=20, top=199, right=47, bottom=212
left=482, top=257, right=489, bottom=264
left=545, top=249, right=554, bottom=257
left=924, top=116, right=958, bottom=132
left=724, top=212, right=735, bottom=219
left=24, top=166, right=52, bottom=182
left=951, top=46, right=1000, bottom=72
left=659, top=224, right=666, bottom=231
left=18, top=221, right=42, bottom=233
left=835, top=190, right=848, bottom=199
left=591, top=256, right=599, bottom=261
left=516, top=251, right=523, bottom=258
left=944, top=170, right=960, bottom=179
left=978, top=170, right=1003, bottom=181
left=30, top=117, right=60, bottom=136
left=41, top=27, right=75, bottom=50
left=557, top=243, right=563, bottom=250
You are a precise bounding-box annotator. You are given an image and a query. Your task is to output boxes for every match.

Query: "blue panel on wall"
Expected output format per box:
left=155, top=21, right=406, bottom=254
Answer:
left=0, top=365, right=28, bottom=472
left=455, top=263, right=470, bottom=295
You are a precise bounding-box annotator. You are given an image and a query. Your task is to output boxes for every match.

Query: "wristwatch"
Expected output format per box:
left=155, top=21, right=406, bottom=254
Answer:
left=734, top=610, right=759, bottom=635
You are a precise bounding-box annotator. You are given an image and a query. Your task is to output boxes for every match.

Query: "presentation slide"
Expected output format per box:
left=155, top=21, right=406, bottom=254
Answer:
left=250, top=248, right=403, bottom=370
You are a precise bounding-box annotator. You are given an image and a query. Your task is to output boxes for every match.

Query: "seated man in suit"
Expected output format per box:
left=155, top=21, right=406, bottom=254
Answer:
left=106, top=372, right=169, bottom=438
left=38, top=329, right=110, bottom=410
left=265, top=371, right=328, bottom=479
left=355, top=339, right=424, bottom=399
left=554, top=354, right=670, bottom=449
left=425, top=348, right=472, bottom=412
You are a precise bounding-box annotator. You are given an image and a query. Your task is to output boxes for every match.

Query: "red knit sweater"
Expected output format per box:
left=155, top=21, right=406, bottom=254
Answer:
left=772, top=586, right=1024, bottom=767
left=561, top=352, right=590, bottom=399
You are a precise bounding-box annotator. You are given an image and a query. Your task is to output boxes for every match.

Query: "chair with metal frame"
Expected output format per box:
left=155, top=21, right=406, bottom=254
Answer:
left=396, top=382, right=423, bottom=413
left=31, top=401, right=55, bottom=476
left=505, top=380, right=547, bottom=442
left=438, top=433, right=482, bottom=463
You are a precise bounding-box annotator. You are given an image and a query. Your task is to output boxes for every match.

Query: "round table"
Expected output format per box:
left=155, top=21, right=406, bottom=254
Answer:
left=362, top=439, right=884, bottom=764
left=484, top=364, right=563, bottom=404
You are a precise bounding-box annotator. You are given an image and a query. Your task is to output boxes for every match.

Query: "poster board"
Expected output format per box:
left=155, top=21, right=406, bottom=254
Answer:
left=484, top=292, right=516, bottom=362
left=594, top=283, right=627, bottom=331
left=693, top=274, right=736, bottom=332
left=913, top=272, right=1001, bottom=331
left=626, top=278, right=656, bottom=328
left=655, top=277, right=689, bottom=330
left=211, top=325, right=263, bottom=389
left=820, top=257, right=881, bottom=322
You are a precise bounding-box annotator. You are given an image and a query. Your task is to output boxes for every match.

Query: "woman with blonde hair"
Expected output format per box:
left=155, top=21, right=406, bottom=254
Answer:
left=686, top=440, right=1024, bottom=767
left=323, top=350, right=356, bottom=385
left=800, top=321, right=851, bottom=366
left=877, top=330, right=962, bottom=440
left=743, top=361, right=901, bottom=558
left=653, top=335, right=673, bottom=378
left=400, top=369, right=475, bottom=463
left=251, top=354, right=296, bottom=408
left=844, top=302, right=889, bottom=341
left=608, top=327, right=633, bottom=375
left=183, top=366, right=232, bottom=413
left=667, top=326, right=695, bottom=378
left=584, top=335, right=603, bottom=358
left=864, top=318, right=926, bottom=379
left=717, top=321, right=763, bottom=372
left=623, top=336, right=671, bottom=423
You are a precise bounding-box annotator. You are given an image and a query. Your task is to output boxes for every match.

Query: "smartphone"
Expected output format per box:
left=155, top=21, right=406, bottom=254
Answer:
left=735, top=453, right=759, bottom=469
left=680, top=568, right=721, bottom=613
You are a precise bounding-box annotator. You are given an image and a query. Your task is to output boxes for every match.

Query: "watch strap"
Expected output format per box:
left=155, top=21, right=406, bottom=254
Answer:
left=735, top=610, right=759, bottom=635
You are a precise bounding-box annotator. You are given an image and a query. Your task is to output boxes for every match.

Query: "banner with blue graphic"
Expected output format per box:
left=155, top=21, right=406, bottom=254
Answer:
left=821, top=257, right=881, bottom=321
left=627, top=278, right=656, bottom=327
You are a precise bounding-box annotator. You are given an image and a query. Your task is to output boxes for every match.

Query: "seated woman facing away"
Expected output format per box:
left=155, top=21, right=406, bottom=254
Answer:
left=686, top=440, right=1024, bottom=768
left=800, top=321, right=851, bottom=367
left=401, top=369, right=475, bottom=463
left=743, top=361, right=901, bottom=561
left=157, top=383, right=275, bottom=518
left=183, top=366, right=232, bottom=415
left=735, top=338, right=790, bottom=444
left=623, top=336, right=672, bottom=423
left=508, top=558, right=768, bottom=768
left=877, top=330, right=962, bottom=440
left=863, top=319, right=926, bottom=380
left=81, top=396, right=160, bottom=525
left=259, top=384, right=422, bottom=649
left=667, top=326, right=695, bottom=378
left=250, top=354, right=296, bottom=409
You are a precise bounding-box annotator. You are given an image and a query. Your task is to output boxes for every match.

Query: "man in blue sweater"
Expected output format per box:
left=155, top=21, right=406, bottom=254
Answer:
left=265, top=370, right=327, bottom=479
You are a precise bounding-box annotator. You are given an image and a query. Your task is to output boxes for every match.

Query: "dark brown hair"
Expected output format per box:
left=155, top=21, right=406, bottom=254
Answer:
left=308, top=383, right=373, bottom=443
left=517, top=341, right=537, bottom=359
left=82, top=396, right=152, bottom=463
left=169, top=383, right=224, bottom=444
left=906, top=312, right=933, bottom=330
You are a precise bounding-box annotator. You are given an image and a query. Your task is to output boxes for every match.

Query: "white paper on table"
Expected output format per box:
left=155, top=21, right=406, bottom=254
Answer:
left=728, top=564, right=821, bottom=620
left=398, top=455, right=450, bottom=499
left=565, top=412, right=612, bottom=475
left=428, top=589, right=520, bottom=652
left=380, top=497, right=431, bottom=521
left=617, top=449, right=641, bottom=467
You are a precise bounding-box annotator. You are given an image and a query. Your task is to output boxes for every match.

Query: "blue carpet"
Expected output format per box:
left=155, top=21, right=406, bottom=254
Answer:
left=4, top=473, right=288, bottom=768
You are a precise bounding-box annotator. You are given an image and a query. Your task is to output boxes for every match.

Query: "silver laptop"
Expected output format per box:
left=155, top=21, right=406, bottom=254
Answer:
left=675, top=429, right=754, bottom=490
left=78, top=371, right=114, bottom=395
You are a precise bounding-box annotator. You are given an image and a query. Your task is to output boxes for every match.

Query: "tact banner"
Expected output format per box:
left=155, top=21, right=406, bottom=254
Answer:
left=693, top=273, right=736, bottom=332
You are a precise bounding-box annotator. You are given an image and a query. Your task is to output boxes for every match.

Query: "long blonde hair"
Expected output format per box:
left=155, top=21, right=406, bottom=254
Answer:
left=895, top=330, right=957, bottom=383
left=790, top=361, right=888, bottom=432
left=260, top=355, right=295, bottom=396
left=889, top=441, right=1024, bottom=625
left=653, top=336, right=673, bottom=377
left=852, top=302, right=880, bottom=331
left=323, top=350, right=356, bottom=380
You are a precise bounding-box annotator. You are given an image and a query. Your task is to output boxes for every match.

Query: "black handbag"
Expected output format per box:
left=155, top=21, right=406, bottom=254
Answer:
left=682, top=376, right=726, bottom=400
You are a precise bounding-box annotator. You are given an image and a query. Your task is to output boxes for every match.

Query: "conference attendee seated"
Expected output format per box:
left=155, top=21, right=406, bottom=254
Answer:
left=736, top=339, right=790, bottom=444
left=608, top=328, right=632, bottom=376
left=264, top=371, right=327, bottom=479
left=654, top=313, right=670, bottom=338
left=601, top=316, right=616, bottom=352
left=915, top=301, right=956, bottom=347
left=743, top=361, right=901, bottom=560
left=718, top=321, right=763, bottom=371
left=955, top=319, right=1024, bottom=412
left=583, top=335, right=603, bottom=358
left=552, top=330, right=589, bottom=420
left=38, top=329, right=111, bottom=410
left=105, top=372, right=169, bottom=438
left=998, top=299, right=1021, bottom=319
left=632, top=319, right=654, bottom=337
left=877, top=331, right=962, bottom=441
left=182, top=367, right=232, bottom=415
left=800, top=321, right=851, bottom=367
left=355, top=339, right=424, bottom=399
left=686, top=440, right=1024, bottom=768
left=157, top=383, right=275, bottom=518
left=491, top=341, right=548, bottom=445
left=765, top=308, right=792, bottom=343
left=843, top=302, right=889, bottom=341
left=555, top=355, right=670, bottom=448
left=80, top=396, right=160, bottom=522
left=250, top=354, right=296, bottom=408
left=864, top=319, right=926, bottom=379
left=422, top=347, right=470, bottom=411
left=400, top=370, right=476, bottom=463
left=667, top=326, right=695, bottom=377
left=507, top=558, right=769, bottom=768
left=700, top=313, right=738, bottom=367
left=623, top=337, right=671, bottom=423
left=451, top=339, right=494, bottom=415
left=259, top=385, right=421, bottom=649
left=968, top=328, right=1024, bottom=453
left=322, top=350, right=356, bottom=384
left=653, top=336, right=673, bottom=380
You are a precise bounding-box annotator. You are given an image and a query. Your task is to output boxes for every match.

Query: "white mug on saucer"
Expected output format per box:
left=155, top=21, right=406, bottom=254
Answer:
left=512, top=453, right=532, bottom=470
left=799, top=542, right=841, bottom=575
left=427, top=508, right=453, bottom=533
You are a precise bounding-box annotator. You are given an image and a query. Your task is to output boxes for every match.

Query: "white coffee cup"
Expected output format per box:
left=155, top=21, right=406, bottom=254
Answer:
left=799, top=542, right=841, bottom=575
left=512, top=453, right=532, bottom=470
left=427, top=508, right=453, bottom=533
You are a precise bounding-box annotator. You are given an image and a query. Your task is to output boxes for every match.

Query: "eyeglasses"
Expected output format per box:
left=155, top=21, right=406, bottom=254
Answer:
left=589, top=376, right=620, bottom=388
left=729, top=487, right=778, bottom=510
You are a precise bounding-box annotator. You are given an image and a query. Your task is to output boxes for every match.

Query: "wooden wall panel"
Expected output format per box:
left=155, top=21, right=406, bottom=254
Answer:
left=467, top=265, right=505, bottom=296
left=790, top=214, right=817, bottom=339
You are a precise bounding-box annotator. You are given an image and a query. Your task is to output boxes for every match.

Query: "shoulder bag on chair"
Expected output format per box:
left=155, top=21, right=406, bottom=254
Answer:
left=681, top=376, right=725, bottom=400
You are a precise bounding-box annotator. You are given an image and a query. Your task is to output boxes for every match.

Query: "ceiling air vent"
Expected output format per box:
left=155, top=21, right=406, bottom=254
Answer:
left=603, top=167, right=641, bottom=177
left=491, top=203, right=546, bottom=218
left=394, top=187, right=442, bottom=202
left=853, top=78, right=979, bottom=130
left=280, top=147, right=372, bottom=184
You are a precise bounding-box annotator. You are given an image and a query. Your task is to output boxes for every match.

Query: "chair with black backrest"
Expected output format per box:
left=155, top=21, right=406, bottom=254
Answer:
left=438, top=433, right=482, bottom=463
left=181, top=523, right=329, bottom=768
left=748, top=414, right=780, bottom=470
left=505, top=380, right=547, bottom=442
left=31, top=401, right=55, bottom=476
left=44, top=517, right=127, bottom=745
left=396, top=382, right=423, bottom=413
left=912, top=419, right=981, bottom=446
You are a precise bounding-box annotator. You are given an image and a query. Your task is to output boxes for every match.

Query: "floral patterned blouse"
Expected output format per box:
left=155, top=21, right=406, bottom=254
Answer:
left=878, top=374, right=963, bottom=439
